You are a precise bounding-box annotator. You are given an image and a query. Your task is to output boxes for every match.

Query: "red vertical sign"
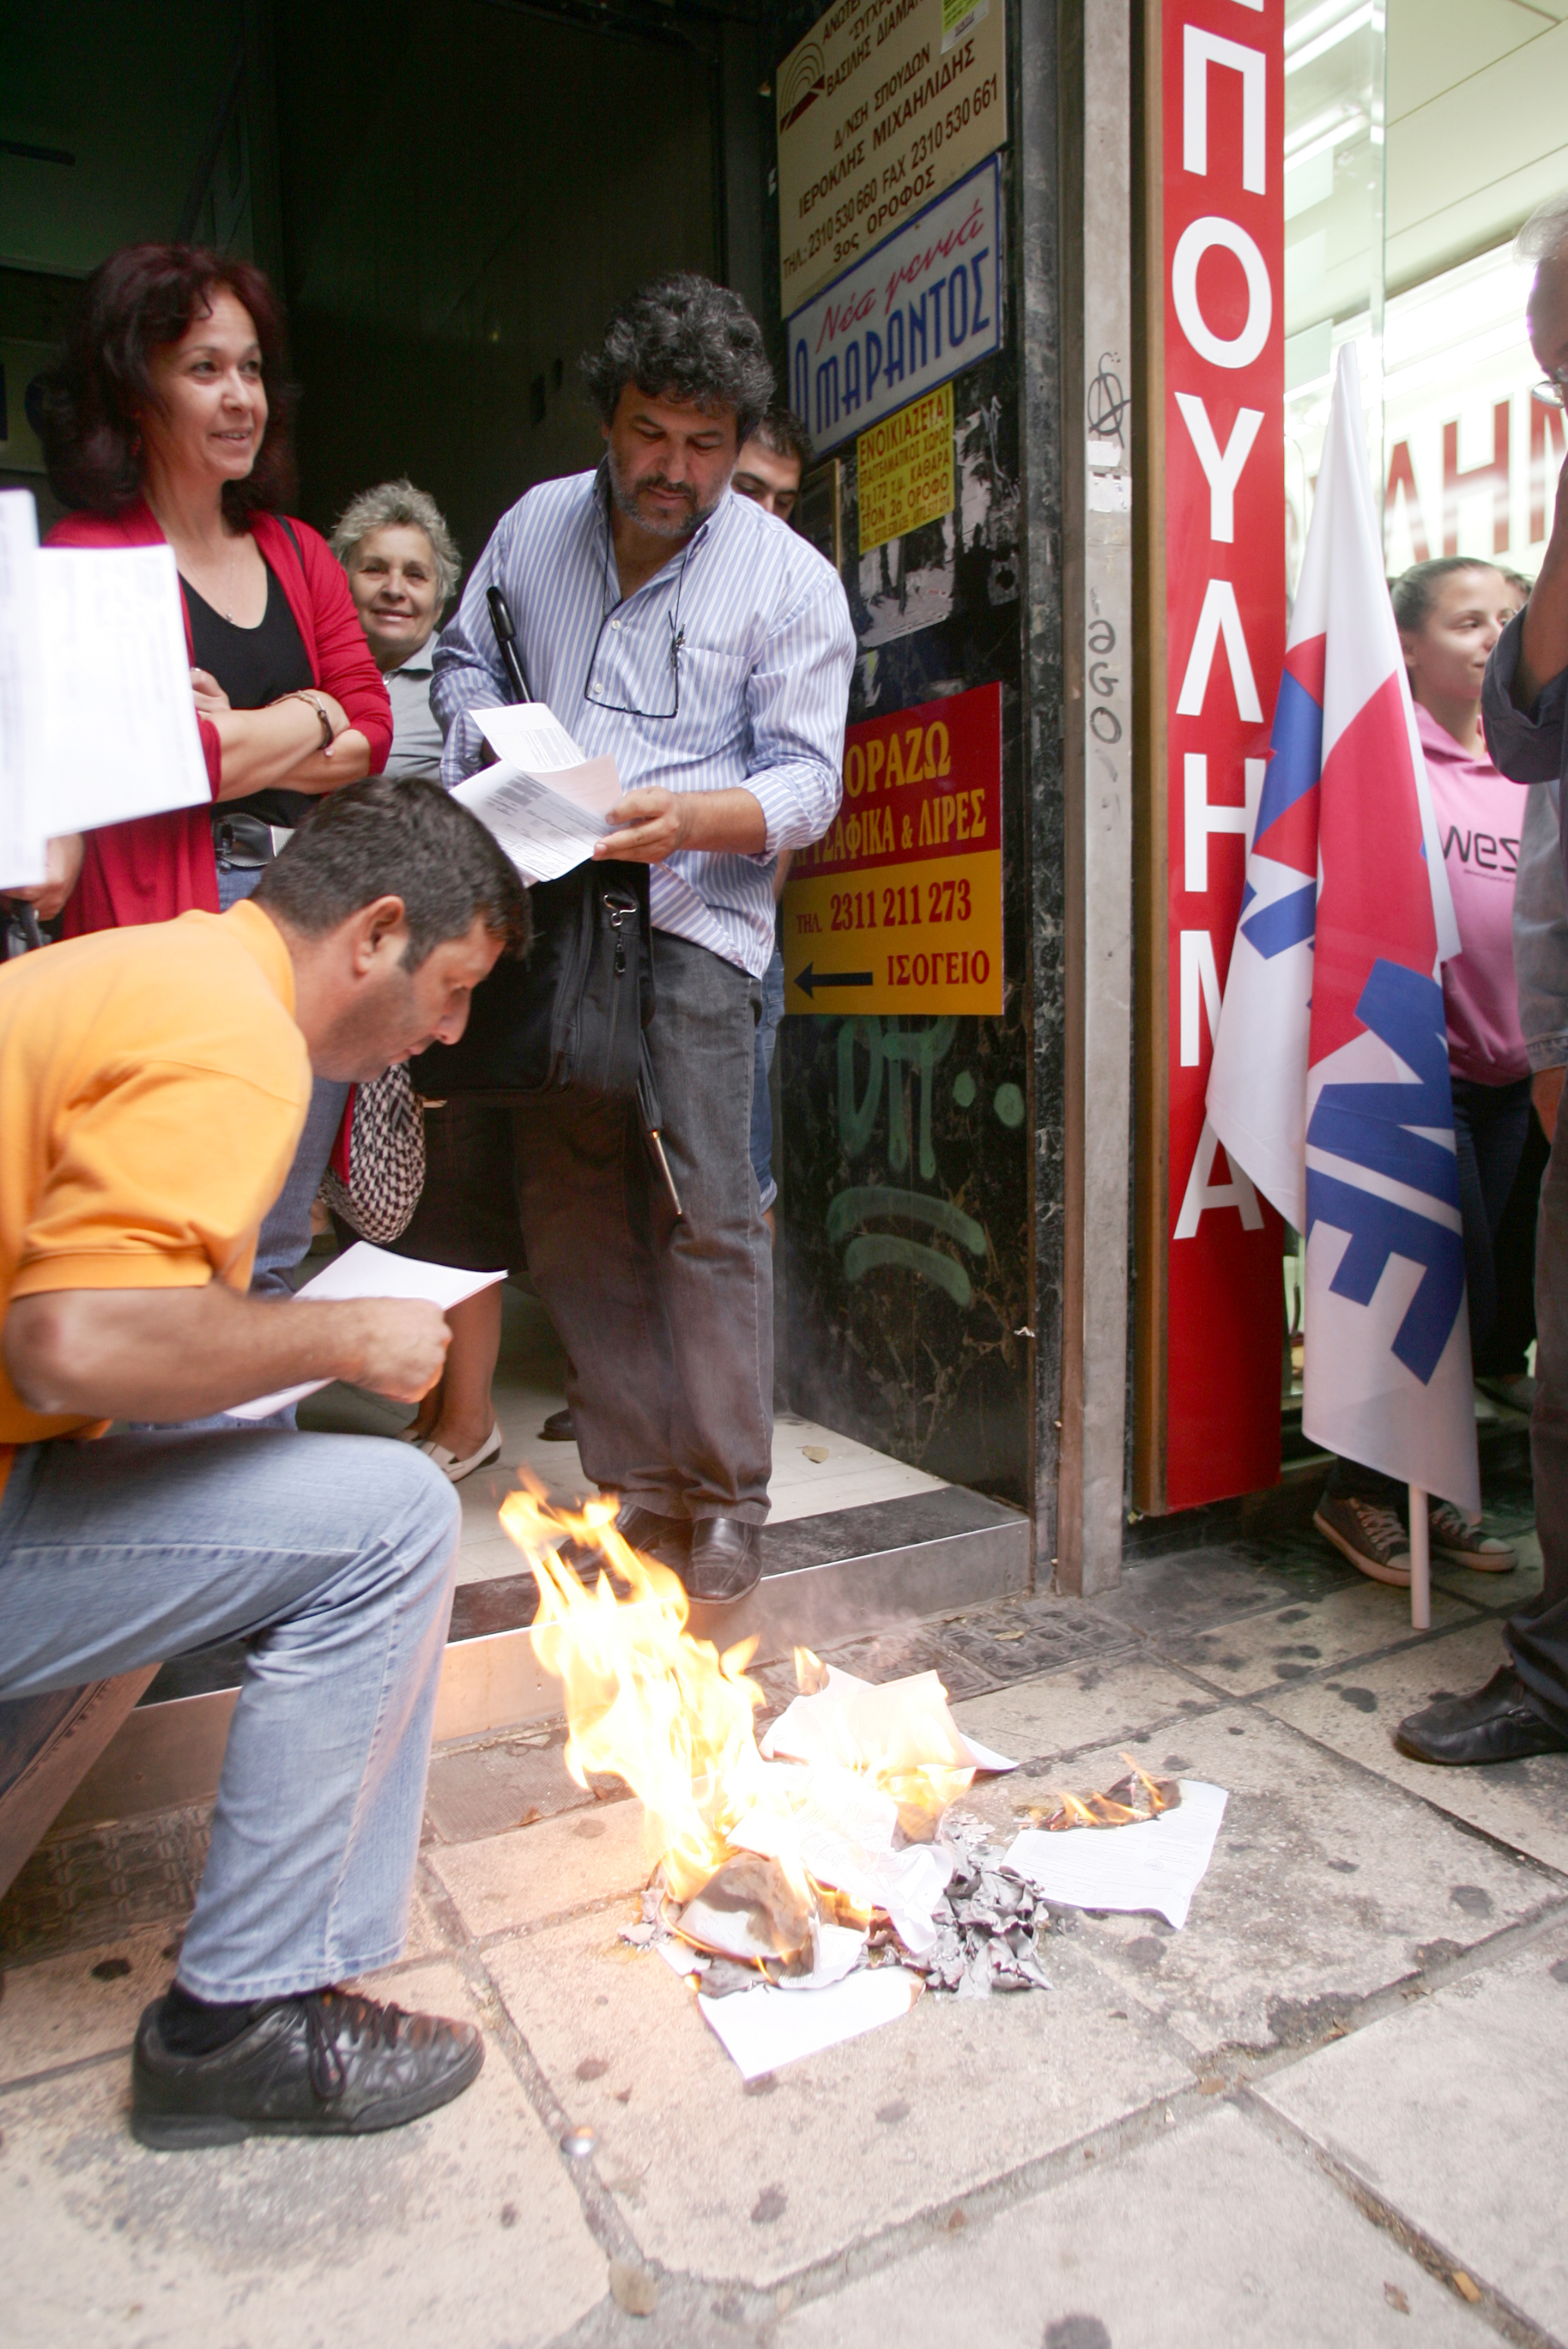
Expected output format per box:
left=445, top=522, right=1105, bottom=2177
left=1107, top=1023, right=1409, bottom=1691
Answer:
left=1162, top=0, right=1286, bottom=1507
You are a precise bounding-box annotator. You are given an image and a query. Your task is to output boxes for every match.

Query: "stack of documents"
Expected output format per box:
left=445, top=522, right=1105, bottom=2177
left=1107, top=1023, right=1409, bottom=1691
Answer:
left=454, top=705, right=624, bottom=885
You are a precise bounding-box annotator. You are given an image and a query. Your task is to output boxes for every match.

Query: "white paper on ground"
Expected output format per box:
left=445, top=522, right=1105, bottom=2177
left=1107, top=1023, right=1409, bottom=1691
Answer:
left=0, top=491, right=46, bottom=885
left=761, top=1664, right=1018, bottom=1775
left=227, top=1242, right=508, bottom=1420
left=453, top=763, right=620, bottom=883
left=1003, top=1780, right=1228, bottom=1931
left=36, top=543, right=211, bottom=832
left=699, top=1965, right=921, bottom=2080
left=656, top=1921, right=865, bottom=1991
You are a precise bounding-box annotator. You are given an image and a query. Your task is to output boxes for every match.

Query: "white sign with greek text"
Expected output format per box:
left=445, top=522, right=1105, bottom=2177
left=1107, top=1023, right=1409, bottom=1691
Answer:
left=786, top=158, right=1001, bottom=458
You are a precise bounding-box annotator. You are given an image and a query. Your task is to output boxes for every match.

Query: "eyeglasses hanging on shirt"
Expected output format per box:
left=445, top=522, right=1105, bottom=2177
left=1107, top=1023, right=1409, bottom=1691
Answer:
left=582, top=484, right=698, bottom=721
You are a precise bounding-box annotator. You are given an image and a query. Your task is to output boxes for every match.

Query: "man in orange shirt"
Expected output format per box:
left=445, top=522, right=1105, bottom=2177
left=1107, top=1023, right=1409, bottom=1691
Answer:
left=0, top=777, right=527, bottom=2147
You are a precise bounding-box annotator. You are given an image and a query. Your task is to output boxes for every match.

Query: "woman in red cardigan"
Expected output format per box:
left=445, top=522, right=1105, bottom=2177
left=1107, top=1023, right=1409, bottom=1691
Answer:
left=38, top=248, right=394, bottom=1328
left=40, top=244, right=391, bottom=932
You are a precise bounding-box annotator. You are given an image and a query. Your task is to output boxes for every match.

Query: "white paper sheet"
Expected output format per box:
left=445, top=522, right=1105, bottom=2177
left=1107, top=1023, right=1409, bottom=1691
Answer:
left=36, top=542, right=211, bottom=833
left=0, top=492, right=46, bottom=885
left=474, top=702, right=590, bottom=774
left=760, top=1665, right=1018, bottom=1775
left=699, top=1965, right=921, bottom=2080
left=227, top=1242, right=507, bottom=1420
left=453, top=763, right=621, bottom=884
left=1003, top=1780, right=1228, bottom=1931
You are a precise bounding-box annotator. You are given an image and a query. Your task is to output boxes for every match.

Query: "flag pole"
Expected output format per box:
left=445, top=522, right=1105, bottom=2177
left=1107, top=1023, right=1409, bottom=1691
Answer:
left=1408, top=1484, right=1430, bottom=1631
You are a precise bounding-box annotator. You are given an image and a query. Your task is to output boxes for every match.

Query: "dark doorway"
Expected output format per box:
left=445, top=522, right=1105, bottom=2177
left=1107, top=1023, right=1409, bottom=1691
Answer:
left=274, top=0, right=724, bottom=556
left=2, top=0, right=764, bottom=557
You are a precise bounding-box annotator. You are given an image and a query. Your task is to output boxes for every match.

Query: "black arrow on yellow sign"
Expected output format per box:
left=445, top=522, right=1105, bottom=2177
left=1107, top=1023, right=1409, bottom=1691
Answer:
left=794, top=963, right=873, bottom=1000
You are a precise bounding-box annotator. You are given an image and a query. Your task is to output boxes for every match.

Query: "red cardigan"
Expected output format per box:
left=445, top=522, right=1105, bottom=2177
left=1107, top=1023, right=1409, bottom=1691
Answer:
left=47, top=501, right=393, bottom=934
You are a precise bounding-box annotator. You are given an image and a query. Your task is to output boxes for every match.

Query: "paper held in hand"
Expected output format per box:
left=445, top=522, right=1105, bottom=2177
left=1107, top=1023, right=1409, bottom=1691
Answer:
left=455, top=705, right=623, bottom=885
left=0, top=489, right=210, bottom=890
left=228, top=1242, right=507, bottom=1422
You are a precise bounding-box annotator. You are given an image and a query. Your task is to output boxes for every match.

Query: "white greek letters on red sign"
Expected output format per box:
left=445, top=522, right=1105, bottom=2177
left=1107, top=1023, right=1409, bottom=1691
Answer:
left=1160, top=0, right=1286, bottom=1507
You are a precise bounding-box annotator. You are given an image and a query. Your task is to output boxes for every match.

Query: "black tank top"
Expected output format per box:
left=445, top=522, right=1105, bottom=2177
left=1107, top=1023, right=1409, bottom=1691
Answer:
left=184, top=562, right=315, bottom=827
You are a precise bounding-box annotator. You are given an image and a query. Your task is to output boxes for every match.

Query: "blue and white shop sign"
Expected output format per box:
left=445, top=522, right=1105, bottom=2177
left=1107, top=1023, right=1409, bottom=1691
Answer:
left=786, top=158, right=1002, bottom=458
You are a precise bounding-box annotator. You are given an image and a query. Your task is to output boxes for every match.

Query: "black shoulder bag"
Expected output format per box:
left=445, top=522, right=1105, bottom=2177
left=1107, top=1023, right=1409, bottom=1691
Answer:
left=410, top=591, right=682, bottom=1212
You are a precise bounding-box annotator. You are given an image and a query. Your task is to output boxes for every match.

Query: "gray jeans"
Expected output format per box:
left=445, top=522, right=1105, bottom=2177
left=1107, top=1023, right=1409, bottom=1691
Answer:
left=1512, top=1116, right=1568, bottom=1731
left=0, top=1431, right=459, bottom=1999
left=515, top=929, right=771, bottom=1522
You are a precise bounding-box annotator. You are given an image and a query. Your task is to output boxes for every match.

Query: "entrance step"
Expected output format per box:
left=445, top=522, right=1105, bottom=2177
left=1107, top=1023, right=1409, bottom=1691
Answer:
left=47, top=1485, right=1031, bottom=1831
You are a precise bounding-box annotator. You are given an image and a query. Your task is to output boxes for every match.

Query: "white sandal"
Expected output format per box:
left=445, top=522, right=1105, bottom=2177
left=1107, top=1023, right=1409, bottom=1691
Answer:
left=416, top=1422, right=502, bottom=1483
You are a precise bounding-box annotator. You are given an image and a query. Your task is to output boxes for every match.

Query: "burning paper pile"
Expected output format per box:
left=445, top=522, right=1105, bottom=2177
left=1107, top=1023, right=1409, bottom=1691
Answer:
left=499, top=1486, right=1031, bottom=2065
left=1019, top=1760, right=1182, bottom=1832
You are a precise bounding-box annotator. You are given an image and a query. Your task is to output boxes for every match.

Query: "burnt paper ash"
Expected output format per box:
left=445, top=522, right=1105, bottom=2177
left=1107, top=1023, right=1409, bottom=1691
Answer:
left=885, top=1827, right=1052, bottom=1998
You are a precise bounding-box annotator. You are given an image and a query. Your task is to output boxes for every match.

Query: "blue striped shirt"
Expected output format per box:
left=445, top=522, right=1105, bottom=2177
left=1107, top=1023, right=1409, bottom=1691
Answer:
left=431, top=466, right=855, bottom=978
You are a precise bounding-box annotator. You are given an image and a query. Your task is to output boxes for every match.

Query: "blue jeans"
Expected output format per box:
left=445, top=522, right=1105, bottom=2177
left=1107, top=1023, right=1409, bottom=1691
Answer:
left=0, top=1431, right=460, bottom=1999
left=749, top=938, right=786, bottom=1214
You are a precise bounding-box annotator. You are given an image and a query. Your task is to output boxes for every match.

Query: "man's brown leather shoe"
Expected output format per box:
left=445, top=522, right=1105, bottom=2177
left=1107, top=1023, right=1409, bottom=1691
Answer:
left=685, top=1515, right=762, bottom=1604
left=131, top=1987, right=484, bottom=2148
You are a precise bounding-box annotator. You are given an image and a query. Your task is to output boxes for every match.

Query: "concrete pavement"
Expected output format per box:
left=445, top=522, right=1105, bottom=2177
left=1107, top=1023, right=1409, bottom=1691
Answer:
left=2, top=1497, right=1564, bottom=2348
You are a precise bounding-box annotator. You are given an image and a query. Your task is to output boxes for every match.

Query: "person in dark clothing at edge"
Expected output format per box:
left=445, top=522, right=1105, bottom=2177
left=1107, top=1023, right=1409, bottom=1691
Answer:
left=1398, top=193, right=1568, bottom=1766
left=432, top=278, right=854, bottom=1607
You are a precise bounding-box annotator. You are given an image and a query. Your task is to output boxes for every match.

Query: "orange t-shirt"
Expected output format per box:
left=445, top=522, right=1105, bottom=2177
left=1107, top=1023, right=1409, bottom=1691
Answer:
left=0, top=901, right=311, bottom=1501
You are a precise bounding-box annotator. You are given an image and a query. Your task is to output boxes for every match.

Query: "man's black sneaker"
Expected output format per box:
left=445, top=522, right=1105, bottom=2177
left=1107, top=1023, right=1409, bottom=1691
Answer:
left=1394, top=1666, right=1568, bottom=1768
left=685, top=1516, right=762, bottom=1605
left=130, top=1986, right=484, bottom=2149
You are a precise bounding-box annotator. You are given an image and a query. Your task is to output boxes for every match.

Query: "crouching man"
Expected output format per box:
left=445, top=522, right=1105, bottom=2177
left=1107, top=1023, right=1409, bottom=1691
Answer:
left=0, top=777, right=527, bottom=2146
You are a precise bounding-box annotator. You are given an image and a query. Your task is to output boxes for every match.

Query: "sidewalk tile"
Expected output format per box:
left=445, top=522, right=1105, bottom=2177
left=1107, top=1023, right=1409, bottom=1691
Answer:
left=484, top=1912, right=1190, bottom=2288
left=952, top=1657, right=1219, bottom=1776
left=0, top=1926, right=173, bottom=2083
left=0, top=1959, right=606, bottom=2348
left=1041, top=1709, right=1549, bottom=2058
left=1262, top=1618, right=1568, bottom=1877
left=1168, top=1580, right=1473, bottom=1700
left=1258, top=1921, right=1568, bottom=2341
left=1095, top=1548, right=1351, bottom=1638
left=426, top=1795, right=650, bottom=1939
left=775, top=2101, right=1487, bottom=2349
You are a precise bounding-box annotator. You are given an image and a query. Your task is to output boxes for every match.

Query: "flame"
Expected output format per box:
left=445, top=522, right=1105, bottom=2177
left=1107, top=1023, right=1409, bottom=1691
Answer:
left=1023, top=1755, right=1182, bottom=1834
left=499, top=1483, right=980, bottom=1921
left=501, top=1483, right=779, bottom=1899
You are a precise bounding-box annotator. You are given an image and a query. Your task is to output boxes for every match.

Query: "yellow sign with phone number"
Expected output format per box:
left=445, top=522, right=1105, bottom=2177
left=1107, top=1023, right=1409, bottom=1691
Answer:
left=783, top=680, right=1003, bottom=1016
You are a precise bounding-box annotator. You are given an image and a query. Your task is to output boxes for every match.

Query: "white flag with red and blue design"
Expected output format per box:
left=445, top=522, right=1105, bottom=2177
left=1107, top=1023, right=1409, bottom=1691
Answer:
left=1207, top=344, right=1478, bottom=1515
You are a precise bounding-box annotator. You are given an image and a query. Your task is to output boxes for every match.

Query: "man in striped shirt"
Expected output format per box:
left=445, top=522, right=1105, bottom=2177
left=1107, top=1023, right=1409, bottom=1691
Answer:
left=433, top=276, right=854, bottom=1604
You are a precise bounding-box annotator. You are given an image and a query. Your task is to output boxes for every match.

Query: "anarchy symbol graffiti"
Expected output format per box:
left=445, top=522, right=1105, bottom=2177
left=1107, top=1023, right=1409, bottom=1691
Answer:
left=1086, top=352, right=1128, bottom=446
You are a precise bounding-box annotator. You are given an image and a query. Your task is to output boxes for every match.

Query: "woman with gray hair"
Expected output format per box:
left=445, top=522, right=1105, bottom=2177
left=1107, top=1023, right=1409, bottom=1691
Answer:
left=331, top=479, right=461, bottom=777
